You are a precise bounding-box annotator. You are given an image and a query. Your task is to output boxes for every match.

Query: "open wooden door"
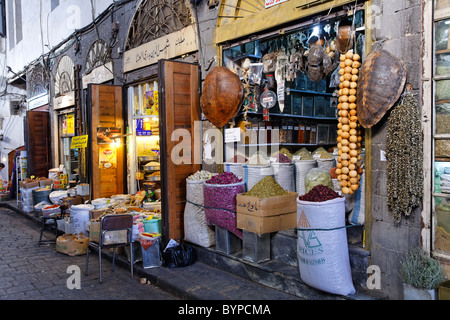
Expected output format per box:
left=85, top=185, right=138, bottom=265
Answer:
left=24, top=111, right=51, bottom=177
left=159, top=60, right=201, bottom=243
left=88, top=84, right=125, bottom=199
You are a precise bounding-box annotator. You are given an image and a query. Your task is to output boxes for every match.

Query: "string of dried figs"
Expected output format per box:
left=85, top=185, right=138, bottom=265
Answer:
left=335, top=50, right=363, bottom=195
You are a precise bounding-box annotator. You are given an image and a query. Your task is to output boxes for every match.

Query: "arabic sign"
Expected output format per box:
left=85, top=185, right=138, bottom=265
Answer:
left=265, top=0, right=288, bottom=9
left=71, top=135, right=89, bottom=149
left=123, top=25, right=198, bottom=73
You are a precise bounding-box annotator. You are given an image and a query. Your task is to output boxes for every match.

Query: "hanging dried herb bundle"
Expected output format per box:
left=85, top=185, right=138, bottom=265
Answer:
left=386, top=88, right=423, bottom=222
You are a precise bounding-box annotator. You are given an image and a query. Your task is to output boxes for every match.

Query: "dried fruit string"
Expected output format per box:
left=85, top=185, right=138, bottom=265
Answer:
left=335, top=50, right=363, bottom=195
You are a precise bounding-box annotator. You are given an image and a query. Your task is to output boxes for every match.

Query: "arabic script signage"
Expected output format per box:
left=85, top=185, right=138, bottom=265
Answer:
left=123, top=25, right=198, bottom=73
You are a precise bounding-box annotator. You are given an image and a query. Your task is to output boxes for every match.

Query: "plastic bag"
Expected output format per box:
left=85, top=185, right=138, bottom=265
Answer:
left=304, top=167, right=333, bottom=194
left=162, top=242, right=195, bottom=268
left=184, top=179, right=215, bottom=247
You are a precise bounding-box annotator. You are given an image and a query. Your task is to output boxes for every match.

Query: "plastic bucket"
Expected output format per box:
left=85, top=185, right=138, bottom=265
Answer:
left=143, top=218, right=161, bottom=234
left=32, top=188, right=51, bottom=206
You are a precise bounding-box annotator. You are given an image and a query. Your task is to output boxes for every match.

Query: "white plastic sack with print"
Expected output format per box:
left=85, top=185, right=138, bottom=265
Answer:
left=296, top=196, right=355, bottom=296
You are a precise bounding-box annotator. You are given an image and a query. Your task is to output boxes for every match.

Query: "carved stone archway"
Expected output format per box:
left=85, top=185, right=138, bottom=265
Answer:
left=54, top=55, right=74, bottom=97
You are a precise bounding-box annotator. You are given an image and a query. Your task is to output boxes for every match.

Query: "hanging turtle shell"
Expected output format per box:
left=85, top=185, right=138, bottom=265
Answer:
left=200, top=66, right=244, bottom=129
left=356, top=50, right=407, bottom=128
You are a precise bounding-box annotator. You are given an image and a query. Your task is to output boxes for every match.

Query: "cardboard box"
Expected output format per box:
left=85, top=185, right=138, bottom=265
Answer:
left=237, top=211, right=297, bottom=234
left=236, top=192, right=298, bottom=234
left=89, top=221, right=128, bottom=245
left=19, top=179, right=40, bottom=189
left=61, top=196, right=83, bottom=209
left=39, top=179, right=54, bottom=187
left=236, top=192, right=298, bottom=216
left=56, top=233, right=89, bottom=256
left=89, top=208, right=113, bottom=220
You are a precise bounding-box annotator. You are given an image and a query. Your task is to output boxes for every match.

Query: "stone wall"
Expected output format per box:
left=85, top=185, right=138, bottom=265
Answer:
left=368, top=0, right=424, bottom=299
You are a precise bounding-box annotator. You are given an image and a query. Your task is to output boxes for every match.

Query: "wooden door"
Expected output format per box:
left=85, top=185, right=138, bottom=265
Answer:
left=24, top=110, right=51, bottom=177
left=88, top=85, right=125, bottom=199
left=159, top=60, right=201, bottom=243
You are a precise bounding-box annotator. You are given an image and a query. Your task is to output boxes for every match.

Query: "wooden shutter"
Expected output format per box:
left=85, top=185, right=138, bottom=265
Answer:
left=24, top=111, right=51, bottom=177
left=159, top=60, right=201, bottom=242
left=88, top=84, right=124, bottom=199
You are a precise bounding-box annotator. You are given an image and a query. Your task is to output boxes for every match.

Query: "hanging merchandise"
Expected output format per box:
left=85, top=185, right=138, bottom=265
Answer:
left=356, top=50, right=407, bottom=128
left=386, top=85, right=423, bottom=223
left=200, top=66, right=244, bottom=128
left=335, top=20, right=354, bottom=54
left=306, top=44, right=333, bottom=82
left=260, top=89, right=276, bottom=121
left=275, top=50, right=289, bottom=113
left=335, top=50, right=363, bottom=194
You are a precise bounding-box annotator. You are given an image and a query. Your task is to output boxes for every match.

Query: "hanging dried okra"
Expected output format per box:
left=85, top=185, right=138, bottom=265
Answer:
left=386, top=86, right=423, bottom=222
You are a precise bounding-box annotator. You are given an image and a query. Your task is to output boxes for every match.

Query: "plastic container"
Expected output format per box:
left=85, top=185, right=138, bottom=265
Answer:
left=32, top=188, right=51, bottom=207
left=42, top=205, right=61, bottom=217
left=139, top=233, right=161, bottom=268
left=143, top=218, right=162, bottom=234
left=34, top=201, right=52, bottom=218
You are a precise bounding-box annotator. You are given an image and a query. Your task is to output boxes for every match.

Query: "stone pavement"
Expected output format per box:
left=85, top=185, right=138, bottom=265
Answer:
left=0, top=206, right=178, bottom=300
left=0, top=204, right=302, bottom=301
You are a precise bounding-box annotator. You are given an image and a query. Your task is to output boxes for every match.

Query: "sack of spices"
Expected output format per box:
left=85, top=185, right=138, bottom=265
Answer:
left=270, top=153, right=295, bottom=192
left=203, top=172, right=245, bottom=239
left=184, top=171, right=215, bottom=247
left=294, top=159, right=317, bottom=195
left=296, top=186, right=355, bottom=296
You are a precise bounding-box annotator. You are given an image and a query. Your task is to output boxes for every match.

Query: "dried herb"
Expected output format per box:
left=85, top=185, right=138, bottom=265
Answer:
left=299, top=184, right=341, bottom=202
left=246, top=176, right=288, bottom=199
left=386, top=90, right=423, bottom=222
left=206, top=172, right=242, bottom=185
